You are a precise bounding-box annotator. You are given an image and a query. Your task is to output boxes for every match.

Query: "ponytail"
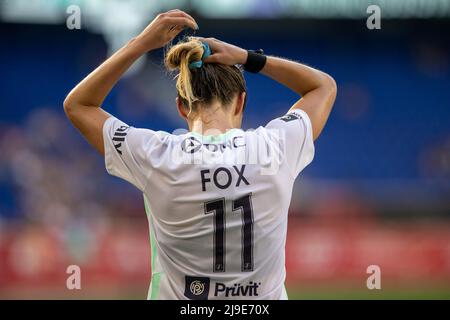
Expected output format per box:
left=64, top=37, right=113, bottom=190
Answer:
left=165, top=37, right=204, bottom=114
left=165, top=37, right=247, bottom=117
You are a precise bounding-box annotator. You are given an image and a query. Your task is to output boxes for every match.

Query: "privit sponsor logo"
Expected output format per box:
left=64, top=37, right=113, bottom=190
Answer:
left=214, top=281, right=261, bottom=297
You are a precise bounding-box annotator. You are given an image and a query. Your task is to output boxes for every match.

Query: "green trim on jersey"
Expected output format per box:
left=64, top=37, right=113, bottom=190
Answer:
left=144, top=194, right=162, bottom=300
left=190, top=128, right=241, bottom=143
left=149, top=272, right=162, bottom=300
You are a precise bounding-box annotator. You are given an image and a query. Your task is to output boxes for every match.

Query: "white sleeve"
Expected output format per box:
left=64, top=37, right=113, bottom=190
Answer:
left=265, top=109, right=315, bottom=177
left=103, top=116, right=157, bottom=191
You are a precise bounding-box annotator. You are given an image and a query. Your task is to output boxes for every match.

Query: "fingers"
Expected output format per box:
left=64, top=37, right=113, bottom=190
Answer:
left=166, top=9, right=196, bottom=25
left=195, top=36, right=217, bottom=43
left=165, top=17, right=198, bottom=30
left=169, top=24, right=183, bottom=32
left=203, top=54, right=222, bottom=64
left=168, top=25, right=184, bottom=37
left=162, top=10, right=198, bottom=30
left=195, top=37, right=220, bottom=51
left=194, top=37, right=222, bottom=63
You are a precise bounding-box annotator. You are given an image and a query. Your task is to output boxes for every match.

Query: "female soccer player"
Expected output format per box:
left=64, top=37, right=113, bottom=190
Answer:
left=64, top=9, right=336, bottom=300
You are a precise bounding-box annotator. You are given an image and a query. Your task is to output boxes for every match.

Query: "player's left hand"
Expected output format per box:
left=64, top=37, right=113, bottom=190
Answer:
left=196, top=37, right=248, bottom=66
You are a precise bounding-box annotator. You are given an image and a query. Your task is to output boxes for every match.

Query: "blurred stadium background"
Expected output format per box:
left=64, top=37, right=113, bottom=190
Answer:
left=0, top=0, right=449, bottom=299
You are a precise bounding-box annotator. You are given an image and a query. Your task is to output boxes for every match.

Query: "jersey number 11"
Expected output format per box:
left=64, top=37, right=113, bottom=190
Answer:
left=204, top=194, right=254, bottom=273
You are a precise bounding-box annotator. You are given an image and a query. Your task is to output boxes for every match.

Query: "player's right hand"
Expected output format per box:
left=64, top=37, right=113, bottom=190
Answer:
left=136, top=9, right=198, bottom=52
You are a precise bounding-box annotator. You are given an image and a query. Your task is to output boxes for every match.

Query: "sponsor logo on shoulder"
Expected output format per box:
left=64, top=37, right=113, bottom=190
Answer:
left=112, top=125, right=129, bottom=155
left=279, top=113, right=299, bottom=122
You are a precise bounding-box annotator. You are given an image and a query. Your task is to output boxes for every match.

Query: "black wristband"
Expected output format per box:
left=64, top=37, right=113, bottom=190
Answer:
left=243, top=49, right=267, bottom=73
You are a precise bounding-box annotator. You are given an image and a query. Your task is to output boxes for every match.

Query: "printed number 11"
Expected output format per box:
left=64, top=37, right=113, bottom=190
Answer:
left=204, top=194, right=254, bottom=273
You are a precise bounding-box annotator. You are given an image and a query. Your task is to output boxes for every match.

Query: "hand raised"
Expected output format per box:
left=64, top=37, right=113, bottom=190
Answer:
left=136, top=9, right=198, bottom=52
left=196, top=37, right=248, bottom=66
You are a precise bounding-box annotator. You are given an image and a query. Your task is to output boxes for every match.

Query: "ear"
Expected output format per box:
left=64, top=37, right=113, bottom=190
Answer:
left=176, top=97, right=188, bottom=120
left=234, top=92, right=246, bottom=116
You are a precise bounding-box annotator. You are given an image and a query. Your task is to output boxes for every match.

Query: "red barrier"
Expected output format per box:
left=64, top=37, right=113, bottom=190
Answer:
left=1, top=220, right=449, bottom=294
left=286, top=220, right=450, bottom=283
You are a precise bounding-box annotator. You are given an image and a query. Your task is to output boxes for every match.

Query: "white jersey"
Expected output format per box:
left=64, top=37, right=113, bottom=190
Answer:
left=103, top=109, right=314, bottom=300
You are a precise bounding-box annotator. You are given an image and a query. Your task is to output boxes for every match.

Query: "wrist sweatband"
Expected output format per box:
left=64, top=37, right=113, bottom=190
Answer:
left=243, top=49, right=266, bottom=73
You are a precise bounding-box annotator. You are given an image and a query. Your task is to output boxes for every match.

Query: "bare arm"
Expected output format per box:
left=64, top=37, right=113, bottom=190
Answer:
left=260, top=56, right=337, bottom=140
left=64, top=10, right=198, bottom=154
left=200, top=38, right=337, bottom=140
left=63, top=40, right=143, bottom=154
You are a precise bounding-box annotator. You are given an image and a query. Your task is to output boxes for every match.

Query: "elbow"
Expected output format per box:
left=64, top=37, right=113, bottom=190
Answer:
left=63, top=95, right=72, bottom=113
left=320, top=73, right=337, bottom=108
left=323, top=73, right=337, bottom=98
left=63, top=94, right=78, bottom=119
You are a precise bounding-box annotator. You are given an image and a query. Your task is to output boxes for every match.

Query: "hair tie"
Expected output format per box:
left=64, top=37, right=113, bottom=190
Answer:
left=188, top=42, right=211, bottom=69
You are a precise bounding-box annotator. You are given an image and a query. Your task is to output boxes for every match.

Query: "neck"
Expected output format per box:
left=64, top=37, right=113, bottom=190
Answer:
left=188, top=104, right=237, bottom=135
left=191, top=119, right=235, bottom=135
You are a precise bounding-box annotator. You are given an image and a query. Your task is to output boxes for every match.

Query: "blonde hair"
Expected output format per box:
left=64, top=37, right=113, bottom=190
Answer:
left=165, top=37, right=247, bottom=117
left=165, top=37, right=204, bottom=113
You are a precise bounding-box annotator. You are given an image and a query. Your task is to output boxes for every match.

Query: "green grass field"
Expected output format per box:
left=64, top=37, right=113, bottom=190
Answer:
left=288, top=289, right=450, bottom=300
left=287, top=284, right=450, bottom=300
